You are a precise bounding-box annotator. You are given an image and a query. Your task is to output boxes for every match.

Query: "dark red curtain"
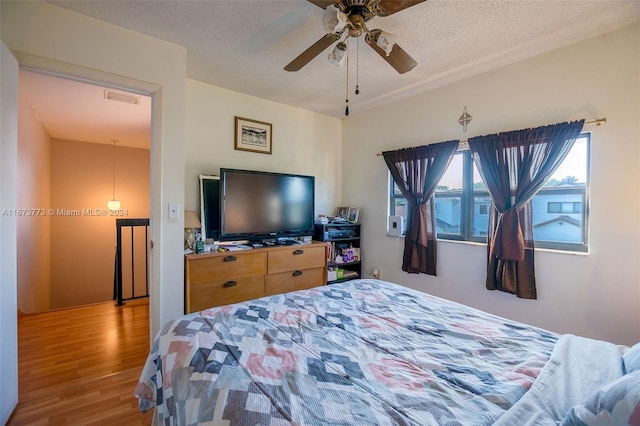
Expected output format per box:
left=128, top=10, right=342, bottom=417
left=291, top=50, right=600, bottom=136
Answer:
left=382, top=140, right=459, bottom=275
left=468, top=120, right=584, bottom=298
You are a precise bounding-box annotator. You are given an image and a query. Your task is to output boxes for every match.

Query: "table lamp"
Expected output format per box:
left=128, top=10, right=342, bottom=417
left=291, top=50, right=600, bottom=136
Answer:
left=184, top=210, right=201, bottom=250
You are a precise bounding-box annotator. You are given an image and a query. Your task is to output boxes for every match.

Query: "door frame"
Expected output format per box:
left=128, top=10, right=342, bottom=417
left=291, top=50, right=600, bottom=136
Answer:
left=12, top=51, right=161, bottom=340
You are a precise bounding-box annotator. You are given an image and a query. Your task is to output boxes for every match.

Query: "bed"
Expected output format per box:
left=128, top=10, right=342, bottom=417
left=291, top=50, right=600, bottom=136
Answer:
left=135, top=279, right=640, bottom=425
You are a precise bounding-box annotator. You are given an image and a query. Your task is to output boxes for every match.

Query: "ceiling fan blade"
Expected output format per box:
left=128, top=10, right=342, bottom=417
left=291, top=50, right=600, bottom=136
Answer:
left=307, top=0, right=335, bottom=9
left=377, top=0, right=426, bottom=16
left=366, top=36, right=417, bottom=74
left=284, top=33, right=340, bottom=72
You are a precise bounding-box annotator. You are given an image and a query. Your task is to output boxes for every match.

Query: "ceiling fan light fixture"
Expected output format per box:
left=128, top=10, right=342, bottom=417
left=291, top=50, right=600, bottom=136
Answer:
left=322, top=6, right=347, bottom=34
left=376, top=31, right=397, bottom=56
left=328, top=41, right=348, bottom=66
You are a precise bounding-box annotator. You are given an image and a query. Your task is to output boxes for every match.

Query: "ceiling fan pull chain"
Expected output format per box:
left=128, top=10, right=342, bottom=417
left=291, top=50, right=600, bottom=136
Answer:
left=345, top=39, right=350, bottom=116
left=355, top=37, right=360, bottom=95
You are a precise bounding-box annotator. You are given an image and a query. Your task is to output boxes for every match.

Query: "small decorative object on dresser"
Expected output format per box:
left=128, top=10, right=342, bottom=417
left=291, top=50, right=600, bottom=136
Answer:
left=336, top=206, right=348, bottom=219
left=234, top=116, right=272, bottom=154
left=347, top=207, right=359, bottom=223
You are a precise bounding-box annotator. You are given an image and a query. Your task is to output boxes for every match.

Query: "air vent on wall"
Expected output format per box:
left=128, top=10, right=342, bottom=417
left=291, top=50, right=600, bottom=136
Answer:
left=103, top=90, right=140, bottom=105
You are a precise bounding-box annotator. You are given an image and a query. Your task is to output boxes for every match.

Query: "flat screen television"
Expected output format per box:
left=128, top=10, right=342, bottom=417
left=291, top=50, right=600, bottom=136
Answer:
left=219, top=168, right=315, bottom=242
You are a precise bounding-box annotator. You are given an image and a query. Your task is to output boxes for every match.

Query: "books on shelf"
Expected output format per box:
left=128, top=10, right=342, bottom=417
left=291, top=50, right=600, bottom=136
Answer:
left=327, top=242, right=360, bottom=264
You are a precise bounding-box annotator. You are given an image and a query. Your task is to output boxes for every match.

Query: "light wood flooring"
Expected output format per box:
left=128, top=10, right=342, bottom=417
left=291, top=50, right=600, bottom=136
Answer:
left=8, top=298, right=153, bottom=425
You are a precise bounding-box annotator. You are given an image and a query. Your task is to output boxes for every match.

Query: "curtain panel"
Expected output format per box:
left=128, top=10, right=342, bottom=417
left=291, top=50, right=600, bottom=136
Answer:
left=468, top=120, right=585, bottom=298
left=382, top=140, right=459, bottom=275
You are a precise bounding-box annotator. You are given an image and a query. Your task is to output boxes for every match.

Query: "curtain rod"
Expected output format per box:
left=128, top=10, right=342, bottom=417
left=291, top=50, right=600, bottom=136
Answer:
left=375, top=117, right=606, bottom=157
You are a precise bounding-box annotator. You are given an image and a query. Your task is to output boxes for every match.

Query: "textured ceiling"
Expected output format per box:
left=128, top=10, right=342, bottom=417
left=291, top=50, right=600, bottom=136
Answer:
left=22, top=0, right=640, bottom=149
left=45, top=0, right=640, bottom=119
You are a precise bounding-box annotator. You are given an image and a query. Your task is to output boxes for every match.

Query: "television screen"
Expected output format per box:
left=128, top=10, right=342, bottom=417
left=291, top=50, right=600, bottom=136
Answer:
left=220, top=168, right=315, bottom=242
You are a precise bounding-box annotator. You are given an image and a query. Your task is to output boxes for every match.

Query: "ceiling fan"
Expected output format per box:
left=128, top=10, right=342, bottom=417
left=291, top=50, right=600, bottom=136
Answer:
left=284, top=0, right=425, bottom=74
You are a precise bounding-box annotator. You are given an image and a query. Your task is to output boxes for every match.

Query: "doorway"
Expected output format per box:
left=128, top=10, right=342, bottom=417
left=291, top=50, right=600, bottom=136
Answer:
left=14, top=67, right=154, bottom=416
left=17, top=69, right=152, bottom=313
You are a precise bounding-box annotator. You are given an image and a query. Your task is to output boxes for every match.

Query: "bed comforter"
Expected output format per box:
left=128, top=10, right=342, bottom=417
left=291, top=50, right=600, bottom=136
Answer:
left=135, top=279, right=571, bottom=425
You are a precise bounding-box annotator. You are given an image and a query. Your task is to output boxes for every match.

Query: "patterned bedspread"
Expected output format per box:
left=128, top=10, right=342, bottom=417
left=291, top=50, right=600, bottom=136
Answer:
left=135, top=279, right=558, bottom=425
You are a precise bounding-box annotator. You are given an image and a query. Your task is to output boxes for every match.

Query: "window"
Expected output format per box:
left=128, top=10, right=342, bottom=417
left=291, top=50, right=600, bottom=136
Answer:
left=548, top=201, right=581, bottom=214
left=388, top=134, right=590, bottom=251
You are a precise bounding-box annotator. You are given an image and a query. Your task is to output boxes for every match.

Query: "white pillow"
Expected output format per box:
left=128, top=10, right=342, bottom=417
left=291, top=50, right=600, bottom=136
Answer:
left=560, top=370, right=640, bottom=426
left=624, top=342, right=640, bottom=374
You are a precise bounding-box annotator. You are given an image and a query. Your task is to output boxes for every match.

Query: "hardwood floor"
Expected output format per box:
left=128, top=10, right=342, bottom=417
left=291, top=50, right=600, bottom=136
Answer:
left=8, top=299, right=153, bottom=425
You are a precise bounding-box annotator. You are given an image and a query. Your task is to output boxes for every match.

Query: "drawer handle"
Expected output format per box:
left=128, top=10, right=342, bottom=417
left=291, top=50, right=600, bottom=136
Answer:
left=224, top=255, right=237, bottom=262
left=224, top=280, right=237, bottom=288
left=293, top=249, right=304, bottom=255
left=292, top=270, right=303, bottom=277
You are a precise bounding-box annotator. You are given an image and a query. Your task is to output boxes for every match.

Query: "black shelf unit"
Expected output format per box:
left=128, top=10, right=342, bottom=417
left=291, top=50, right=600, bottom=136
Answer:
left=314, top=223, right=361, bottom=284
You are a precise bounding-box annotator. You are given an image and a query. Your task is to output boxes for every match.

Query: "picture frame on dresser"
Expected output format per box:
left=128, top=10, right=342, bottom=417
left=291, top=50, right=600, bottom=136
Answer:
left=348, top=207, right=359, bottom=223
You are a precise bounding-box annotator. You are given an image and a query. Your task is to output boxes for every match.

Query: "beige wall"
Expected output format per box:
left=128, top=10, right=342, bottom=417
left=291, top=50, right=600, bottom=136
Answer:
left=50, top=140, right=149, bottom=309
left=17, top=86, right=51, bottom=313
left=343, top=23, right=640, bottom=346
left=185, top=80, right=342, bottom=220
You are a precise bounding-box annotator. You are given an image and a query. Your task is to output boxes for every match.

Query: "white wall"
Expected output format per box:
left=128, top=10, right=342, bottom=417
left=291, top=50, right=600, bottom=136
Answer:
left=0, top=39, right=19, bottom=425
left=185, top=80, right=342, bottom=219
left=343, top=23, right=640, bottom=346
left=17, top=86, right=51, bottom=313
left=1, top=1, right=187, bottom=339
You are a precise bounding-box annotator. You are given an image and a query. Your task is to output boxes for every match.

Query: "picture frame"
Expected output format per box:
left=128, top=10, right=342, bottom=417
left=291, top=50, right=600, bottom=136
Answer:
left=336, top=207, right=348, bottom=219
left=348, top=207, right=359, bottom=223
left=234, top=116, right=272, bottom=154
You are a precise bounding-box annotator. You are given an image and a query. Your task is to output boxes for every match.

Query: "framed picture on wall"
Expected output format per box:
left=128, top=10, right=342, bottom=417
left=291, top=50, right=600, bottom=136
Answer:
left=348, top=207, right=359, bottom=223
left=234, top=116, right=272, bottom=154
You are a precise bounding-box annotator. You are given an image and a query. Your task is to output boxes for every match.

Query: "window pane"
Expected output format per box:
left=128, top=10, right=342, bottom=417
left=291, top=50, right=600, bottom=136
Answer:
left=435, top=196, right=462, bottom=235
left=393, top=196, right=407, bottom=219
left=437, top=153, right=463, bottom=192
left=532, top=191, right=584, bottom=243
left=472, top=162, right=487, bottom=191
left=533, top=136, right=588, bottom=245
left=472, top=195, right=491, bottom=237
left=543, top=136, right=588, bottom=187
left=393, top=182, right=403, bottom=196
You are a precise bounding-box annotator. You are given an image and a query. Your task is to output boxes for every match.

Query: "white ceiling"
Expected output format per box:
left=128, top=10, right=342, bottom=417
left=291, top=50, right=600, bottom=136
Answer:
left=20, top=70, right=152, bottom=149
left=22, top=0, right=640, bottom=148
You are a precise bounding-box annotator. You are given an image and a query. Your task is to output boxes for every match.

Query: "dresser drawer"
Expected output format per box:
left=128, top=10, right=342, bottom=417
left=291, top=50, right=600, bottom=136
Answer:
left=267, top=246, right=326, bottom=274
left=267, top=267, right=325, bottom=296
left=187, top=252, right=266, bottom=284
left=188, top=275, right=265, bottom=312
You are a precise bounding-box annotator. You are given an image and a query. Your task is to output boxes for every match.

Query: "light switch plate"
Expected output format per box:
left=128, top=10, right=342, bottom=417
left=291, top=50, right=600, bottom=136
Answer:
left=168, top=203, right=180, bottom=219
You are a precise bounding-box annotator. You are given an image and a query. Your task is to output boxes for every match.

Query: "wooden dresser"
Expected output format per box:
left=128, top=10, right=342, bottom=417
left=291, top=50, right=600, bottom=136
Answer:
left=184, top=241, right=327, bottom=313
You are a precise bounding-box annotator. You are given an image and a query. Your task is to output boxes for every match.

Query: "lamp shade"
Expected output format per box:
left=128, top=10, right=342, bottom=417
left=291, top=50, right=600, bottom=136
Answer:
left=376, top=31, right=397, bottom=56
left=107, top=199, right=121, bottom=210
left=184, top=210, right=201, bottom=229
left=328, top=42, right=347, bottom=66
left=322, top=6, right=346, bottom=34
